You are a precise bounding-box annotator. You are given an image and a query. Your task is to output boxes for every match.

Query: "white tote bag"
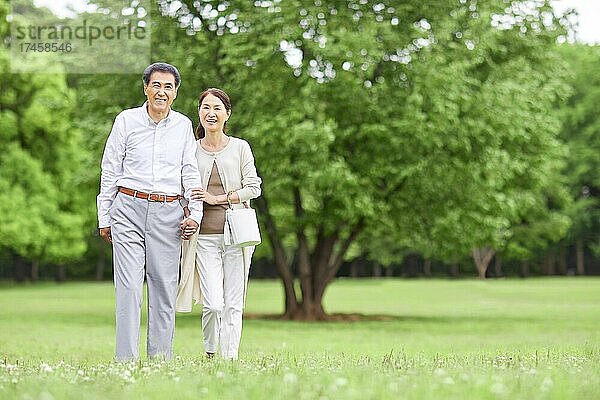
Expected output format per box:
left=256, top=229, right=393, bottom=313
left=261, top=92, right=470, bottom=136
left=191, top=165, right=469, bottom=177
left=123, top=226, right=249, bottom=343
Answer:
left=224, top=204, right=261, bottom=247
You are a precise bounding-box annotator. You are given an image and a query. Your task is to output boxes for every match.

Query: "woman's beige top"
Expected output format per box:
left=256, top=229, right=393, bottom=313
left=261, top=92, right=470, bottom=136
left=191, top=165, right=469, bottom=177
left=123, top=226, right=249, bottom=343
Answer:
left=199, top=162, right=228, bottom=234
left=195, top=137, right=261, bottom=204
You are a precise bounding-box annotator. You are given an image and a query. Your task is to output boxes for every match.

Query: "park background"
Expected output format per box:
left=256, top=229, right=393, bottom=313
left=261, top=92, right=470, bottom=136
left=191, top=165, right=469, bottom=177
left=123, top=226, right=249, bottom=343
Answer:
left=0, top=0, right=599, bottom=399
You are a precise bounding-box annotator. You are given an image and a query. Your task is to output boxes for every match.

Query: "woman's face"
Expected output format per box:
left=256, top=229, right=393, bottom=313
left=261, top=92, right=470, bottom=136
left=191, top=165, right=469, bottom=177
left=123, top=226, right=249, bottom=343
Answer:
left=199, top=94, right=230, bottom=134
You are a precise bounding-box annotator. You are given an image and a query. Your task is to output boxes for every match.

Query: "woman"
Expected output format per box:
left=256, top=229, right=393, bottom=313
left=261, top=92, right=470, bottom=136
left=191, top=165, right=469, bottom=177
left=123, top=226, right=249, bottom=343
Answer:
left=176, top=88, right=261, bottom=360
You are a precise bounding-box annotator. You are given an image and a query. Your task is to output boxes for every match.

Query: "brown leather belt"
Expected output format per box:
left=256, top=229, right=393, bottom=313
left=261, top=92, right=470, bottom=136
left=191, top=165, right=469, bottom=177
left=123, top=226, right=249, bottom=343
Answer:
left=118, top=187, right=181, bottom=202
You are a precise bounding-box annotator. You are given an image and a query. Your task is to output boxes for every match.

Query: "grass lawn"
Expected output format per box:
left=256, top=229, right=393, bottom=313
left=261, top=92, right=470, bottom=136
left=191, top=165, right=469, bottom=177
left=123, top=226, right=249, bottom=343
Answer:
left=0, top=277, right=599, bottom=399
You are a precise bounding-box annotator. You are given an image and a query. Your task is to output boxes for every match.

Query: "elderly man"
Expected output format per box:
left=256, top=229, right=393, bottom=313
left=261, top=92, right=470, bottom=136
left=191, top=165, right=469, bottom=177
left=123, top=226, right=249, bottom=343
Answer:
left=97, top=62, right=201, bottom=361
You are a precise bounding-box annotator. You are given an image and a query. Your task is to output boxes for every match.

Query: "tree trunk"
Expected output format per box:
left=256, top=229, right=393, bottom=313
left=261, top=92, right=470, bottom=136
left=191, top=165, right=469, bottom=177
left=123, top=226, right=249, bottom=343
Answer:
left=449, top=263, right=459, bottom=277
left=472, top=248, right=495, bottom=279
left=576, top=240, right=585, bottom=275
left=56, top=264, right=66, bottom=282
left=350, top=258, right=359, bottom=278
left=386, top=265, right=394, bottom=277
left=405, top=253, right=418, bottom=277
left=373, top=262, right=382, bottom=278
left=423, top=259, right=432, bottom=277
left=288, top=298, right=326, bottom=321
left=31, top=260, right=39, bottom=282
left=546, top=254, right=555, bottom=275
left=294, top=186, right=315, bottom=316
left=558, top=249, right=567, bottom=275
left=520, top=260, right=529, bottom=278
left=13, top=253, right=26, bottom=282
left=282, top=283, right=299, bottom=318
left=255, top=194, right=364, bottom=320
left=297, top=235, right=314, bottom=314
left=494, top=255, right=503, bottom=277
left=254, top=196, right=300, bottom=318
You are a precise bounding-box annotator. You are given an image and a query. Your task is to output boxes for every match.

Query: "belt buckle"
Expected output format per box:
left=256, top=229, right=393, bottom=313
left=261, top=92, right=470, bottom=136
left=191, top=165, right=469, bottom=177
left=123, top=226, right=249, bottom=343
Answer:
left=149, top=191, right=167, bottom=203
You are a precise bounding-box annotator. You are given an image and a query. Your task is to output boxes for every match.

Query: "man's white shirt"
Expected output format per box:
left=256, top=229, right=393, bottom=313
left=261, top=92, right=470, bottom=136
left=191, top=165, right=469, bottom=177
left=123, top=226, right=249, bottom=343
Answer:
left=97, top=102, right=202, bottom=228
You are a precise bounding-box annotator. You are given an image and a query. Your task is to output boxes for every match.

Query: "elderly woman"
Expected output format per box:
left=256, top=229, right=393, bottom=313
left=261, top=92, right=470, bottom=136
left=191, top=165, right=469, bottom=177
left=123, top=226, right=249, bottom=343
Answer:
left=177, top=88, right=261, bottom=360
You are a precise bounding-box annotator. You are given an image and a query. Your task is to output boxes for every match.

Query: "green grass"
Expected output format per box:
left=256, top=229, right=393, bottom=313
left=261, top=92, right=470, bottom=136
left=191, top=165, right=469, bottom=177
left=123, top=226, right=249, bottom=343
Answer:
left=1, top=278, right=599, bottom=399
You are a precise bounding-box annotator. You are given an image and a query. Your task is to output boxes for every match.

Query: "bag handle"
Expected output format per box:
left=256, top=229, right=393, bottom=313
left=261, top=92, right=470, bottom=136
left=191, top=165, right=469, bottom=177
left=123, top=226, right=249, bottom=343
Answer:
left=227, top=191, right=249, bottom=209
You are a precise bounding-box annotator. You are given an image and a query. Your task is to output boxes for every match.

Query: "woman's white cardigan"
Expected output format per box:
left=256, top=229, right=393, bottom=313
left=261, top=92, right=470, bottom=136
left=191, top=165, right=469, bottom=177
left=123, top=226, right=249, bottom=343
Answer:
left=176, top=137, right=262, bottom=312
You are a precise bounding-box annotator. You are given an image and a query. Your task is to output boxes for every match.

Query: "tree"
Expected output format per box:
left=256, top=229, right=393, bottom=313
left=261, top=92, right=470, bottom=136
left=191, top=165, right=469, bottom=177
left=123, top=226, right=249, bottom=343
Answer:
left=0, top=0, right=89, bottom=278
left=153, top=0, right=573, bottom=317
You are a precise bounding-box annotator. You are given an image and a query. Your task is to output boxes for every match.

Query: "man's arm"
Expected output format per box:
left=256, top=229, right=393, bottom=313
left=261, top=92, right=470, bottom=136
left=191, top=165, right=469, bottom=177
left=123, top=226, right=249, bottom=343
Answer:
left=180, top=121, right=203, bottom=226
left=96, top=113, right=126, bottom=242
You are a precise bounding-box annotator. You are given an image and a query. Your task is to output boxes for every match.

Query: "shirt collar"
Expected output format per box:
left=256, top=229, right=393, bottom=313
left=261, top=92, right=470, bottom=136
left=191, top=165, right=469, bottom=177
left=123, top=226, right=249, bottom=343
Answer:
left=141, top=101, right=173, bottom=126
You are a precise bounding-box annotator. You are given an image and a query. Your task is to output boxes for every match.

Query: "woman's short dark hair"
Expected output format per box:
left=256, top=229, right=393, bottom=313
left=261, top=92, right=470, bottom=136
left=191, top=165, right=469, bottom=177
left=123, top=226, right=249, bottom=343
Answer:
left=142, top=62, right=181, bottom=88
left=196, top=88, right=232, bottom=139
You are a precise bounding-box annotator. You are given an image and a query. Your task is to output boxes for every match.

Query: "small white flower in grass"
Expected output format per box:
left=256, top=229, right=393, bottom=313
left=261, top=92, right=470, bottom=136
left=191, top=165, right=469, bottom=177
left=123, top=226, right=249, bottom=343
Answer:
left=283, top=373, right=298, bottom=384
left=216, top=371, right=225, bottom=379
left=77, top=369, right=84, bottom=376
left=40, top=363, right=53, bottom=373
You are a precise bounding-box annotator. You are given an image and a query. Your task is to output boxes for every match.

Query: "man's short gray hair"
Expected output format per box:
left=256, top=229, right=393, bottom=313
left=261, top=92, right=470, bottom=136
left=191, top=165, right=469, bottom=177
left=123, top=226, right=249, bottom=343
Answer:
left=142, top=62, right=181, bottom=88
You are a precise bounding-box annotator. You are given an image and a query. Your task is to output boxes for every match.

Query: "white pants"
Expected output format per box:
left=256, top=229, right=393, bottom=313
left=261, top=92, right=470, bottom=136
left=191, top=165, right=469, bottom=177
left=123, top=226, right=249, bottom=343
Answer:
left=197, top=234, right=246, bottom=360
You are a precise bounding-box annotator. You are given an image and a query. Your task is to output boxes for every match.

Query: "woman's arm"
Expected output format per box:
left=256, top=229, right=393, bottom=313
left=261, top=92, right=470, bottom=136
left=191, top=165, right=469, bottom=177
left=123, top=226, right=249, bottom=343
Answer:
left=191, top=189, right=236, bottom=205
left=236, top=141, right=262, bottom=202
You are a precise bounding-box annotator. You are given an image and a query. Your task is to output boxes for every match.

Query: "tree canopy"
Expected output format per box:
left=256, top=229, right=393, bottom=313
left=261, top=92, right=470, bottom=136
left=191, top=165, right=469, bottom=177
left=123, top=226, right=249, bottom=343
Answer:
left=150, top=0, right=574, bottom=317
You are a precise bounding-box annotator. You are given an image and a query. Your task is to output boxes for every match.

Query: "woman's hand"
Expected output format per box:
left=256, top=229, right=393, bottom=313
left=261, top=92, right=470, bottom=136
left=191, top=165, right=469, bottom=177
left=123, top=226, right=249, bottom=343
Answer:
left=192, top=188, right=219, bottom=205
left=180, top=218, right=199, bottom=240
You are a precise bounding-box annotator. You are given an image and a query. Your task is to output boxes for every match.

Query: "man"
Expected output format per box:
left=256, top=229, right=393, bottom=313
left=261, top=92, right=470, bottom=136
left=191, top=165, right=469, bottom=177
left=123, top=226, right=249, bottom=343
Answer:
left=97, top=62, right=201, bottom=361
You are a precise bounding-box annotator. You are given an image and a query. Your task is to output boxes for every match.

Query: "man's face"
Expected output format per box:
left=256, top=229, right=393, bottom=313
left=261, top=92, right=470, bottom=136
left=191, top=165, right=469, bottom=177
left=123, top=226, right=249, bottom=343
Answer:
left=143, top=71, right=178, bottom=113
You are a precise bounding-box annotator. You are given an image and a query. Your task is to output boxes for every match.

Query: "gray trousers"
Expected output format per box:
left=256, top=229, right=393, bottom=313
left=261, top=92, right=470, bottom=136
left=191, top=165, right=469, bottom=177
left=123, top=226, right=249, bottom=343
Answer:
left=110, top=192, right=183, bottom=361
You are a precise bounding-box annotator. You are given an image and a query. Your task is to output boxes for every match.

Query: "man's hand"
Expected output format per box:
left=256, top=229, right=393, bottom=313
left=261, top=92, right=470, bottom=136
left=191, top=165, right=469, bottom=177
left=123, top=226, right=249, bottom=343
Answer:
left=99, top=227, right=112, bottom=244
left=180, top=218, right=199, bottom=240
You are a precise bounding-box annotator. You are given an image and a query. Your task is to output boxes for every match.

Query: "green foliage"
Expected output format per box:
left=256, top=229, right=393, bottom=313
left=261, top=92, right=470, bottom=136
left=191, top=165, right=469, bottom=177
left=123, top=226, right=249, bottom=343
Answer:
left=557, top=44, right=600, bottom=256
left=0, top=4, right=89, bottom=263
left=1, top=0, right=594, bottom=282
left=48, top=0, right=575, bottom=293
left=154, top=1, right=573, bottom=274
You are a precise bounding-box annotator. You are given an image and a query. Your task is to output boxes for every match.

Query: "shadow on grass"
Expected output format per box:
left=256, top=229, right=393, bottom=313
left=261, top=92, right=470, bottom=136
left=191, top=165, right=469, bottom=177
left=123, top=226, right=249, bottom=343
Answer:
left=176, top=312, right=543, bottom=324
